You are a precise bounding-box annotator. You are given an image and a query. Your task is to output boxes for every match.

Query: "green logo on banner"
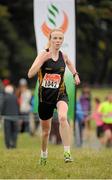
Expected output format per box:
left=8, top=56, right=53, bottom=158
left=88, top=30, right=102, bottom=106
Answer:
left=47, top=4, right=59, bottom=27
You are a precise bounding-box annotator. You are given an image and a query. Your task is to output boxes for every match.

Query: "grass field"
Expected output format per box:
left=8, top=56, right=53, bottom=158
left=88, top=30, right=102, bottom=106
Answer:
left=0, top=88, right=112, bottom=179
left=0, top=131, right=112, bottom=179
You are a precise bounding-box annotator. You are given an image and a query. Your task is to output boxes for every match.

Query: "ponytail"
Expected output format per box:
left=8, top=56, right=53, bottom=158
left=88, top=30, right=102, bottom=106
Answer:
left=45, top=41, right=51, bottom=49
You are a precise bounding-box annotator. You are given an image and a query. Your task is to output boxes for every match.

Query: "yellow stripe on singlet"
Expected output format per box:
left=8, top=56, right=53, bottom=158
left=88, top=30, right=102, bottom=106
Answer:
left=59, top=81, right=65, bottom=93
left=38, top=69, right=43, bottom=102
left=57, top=81, right=65, bottom=101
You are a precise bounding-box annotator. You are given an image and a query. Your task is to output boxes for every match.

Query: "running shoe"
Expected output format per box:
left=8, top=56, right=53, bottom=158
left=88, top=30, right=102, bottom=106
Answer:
left=39, top=157, right=47, bottom=165
left=64, top=152, right=73, bottom=163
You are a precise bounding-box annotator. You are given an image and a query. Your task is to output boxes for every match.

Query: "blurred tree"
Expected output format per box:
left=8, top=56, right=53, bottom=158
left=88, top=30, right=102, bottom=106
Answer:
left=0, top=0, right=112, bottom=85
left=0, top=1, right=36, bottom=85
left=76, top=0, right=112, bottom=85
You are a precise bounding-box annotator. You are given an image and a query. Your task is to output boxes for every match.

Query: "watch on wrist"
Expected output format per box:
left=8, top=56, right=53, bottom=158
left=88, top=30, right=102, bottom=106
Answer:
left=73, top=72, right=79, bottom=78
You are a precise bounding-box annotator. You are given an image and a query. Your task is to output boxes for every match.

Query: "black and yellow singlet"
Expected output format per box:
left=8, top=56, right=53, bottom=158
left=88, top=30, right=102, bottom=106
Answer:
left=38, top=49, right=68, bottom=104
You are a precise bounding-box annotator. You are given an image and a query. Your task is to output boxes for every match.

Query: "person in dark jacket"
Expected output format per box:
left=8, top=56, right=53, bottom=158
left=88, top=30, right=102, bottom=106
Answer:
left=2, top=85, right=19, bottom=149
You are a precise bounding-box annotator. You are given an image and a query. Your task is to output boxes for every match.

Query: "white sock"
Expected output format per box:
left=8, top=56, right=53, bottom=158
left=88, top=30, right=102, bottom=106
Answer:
left=64, top=146, right=70, bottom=153
left=41, top=150, right=48, bottom=158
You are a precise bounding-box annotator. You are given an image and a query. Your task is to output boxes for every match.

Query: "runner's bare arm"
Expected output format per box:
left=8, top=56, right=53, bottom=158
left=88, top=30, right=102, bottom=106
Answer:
left=63, top=53, right=80, bottom=85
left=28, top=51, right=51, bottom=78
left=63, top=53, right=77, bottom=74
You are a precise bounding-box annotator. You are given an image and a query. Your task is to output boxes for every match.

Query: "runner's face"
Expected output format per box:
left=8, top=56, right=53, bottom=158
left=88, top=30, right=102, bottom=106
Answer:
left=50, top=31, right=64, bottom=50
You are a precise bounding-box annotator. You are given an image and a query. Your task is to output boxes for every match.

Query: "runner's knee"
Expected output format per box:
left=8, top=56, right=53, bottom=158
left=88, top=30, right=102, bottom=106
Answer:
left=58, top=114, right=67, bottom=126
left=42, top=128, right=51, bottom=138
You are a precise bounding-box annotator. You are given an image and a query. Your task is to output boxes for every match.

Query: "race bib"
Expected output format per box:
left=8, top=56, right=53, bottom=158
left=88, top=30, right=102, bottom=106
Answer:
left=42, top=73, right=61, bottom=89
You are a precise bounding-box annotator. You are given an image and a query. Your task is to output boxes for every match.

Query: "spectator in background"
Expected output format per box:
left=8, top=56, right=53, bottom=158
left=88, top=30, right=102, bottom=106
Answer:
left=50, top=110, right=61, bottom=145
left=29, top=94, right=40, bottom=136
left=15, top=85, right=21, bottom=106
left=98, top=93, right=112, bottom=147
left=91, top=97, right=104, bottom=145
left=79, top=83, right=92, bottom=142
left=1, top=85, right=19, bottom=149
left=75, top=100, right=84, bottom=147
left=19, top=78, right=32, bottom=133
left=2, top=79, right=10, bottom=87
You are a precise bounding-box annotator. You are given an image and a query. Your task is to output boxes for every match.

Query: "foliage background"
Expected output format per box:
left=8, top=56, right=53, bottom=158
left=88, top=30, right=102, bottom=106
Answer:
left=0, top=0, right=112, bottom=86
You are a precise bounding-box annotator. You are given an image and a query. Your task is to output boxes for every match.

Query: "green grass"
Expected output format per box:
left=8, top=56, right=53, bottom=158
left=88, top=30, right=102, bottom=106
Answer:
left=0, top=88, right=112, bottom=179
left=0, top=132, right=112, bottom=179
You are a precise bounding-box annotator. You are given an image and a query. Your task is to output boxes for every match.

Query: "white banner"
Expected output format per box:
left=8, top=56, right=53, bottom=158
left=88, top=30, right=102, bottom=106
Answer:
left=34, top=0, right=76, bottom=65
left=33, top=0, right=76, bottom=120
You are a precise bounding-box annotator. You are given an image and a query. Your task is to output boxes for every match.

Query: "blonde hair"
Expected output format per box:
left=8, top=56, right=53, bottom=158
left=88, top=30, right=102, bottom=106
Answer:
left=45, top=28, right=63, bottom=49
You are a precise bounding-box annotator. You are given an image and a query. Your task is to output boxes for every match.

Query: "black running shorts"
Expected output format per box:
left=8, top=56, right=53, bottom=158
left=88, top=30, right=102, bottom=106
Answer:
left=38, top=93, right=68, bottom=120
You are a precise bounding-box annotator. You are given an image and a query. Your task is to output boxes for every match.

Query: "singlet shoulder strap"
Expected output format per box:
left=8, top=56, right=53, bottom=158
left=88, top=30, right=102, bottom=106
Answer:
left=59, top=51, right=66, bottom=65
